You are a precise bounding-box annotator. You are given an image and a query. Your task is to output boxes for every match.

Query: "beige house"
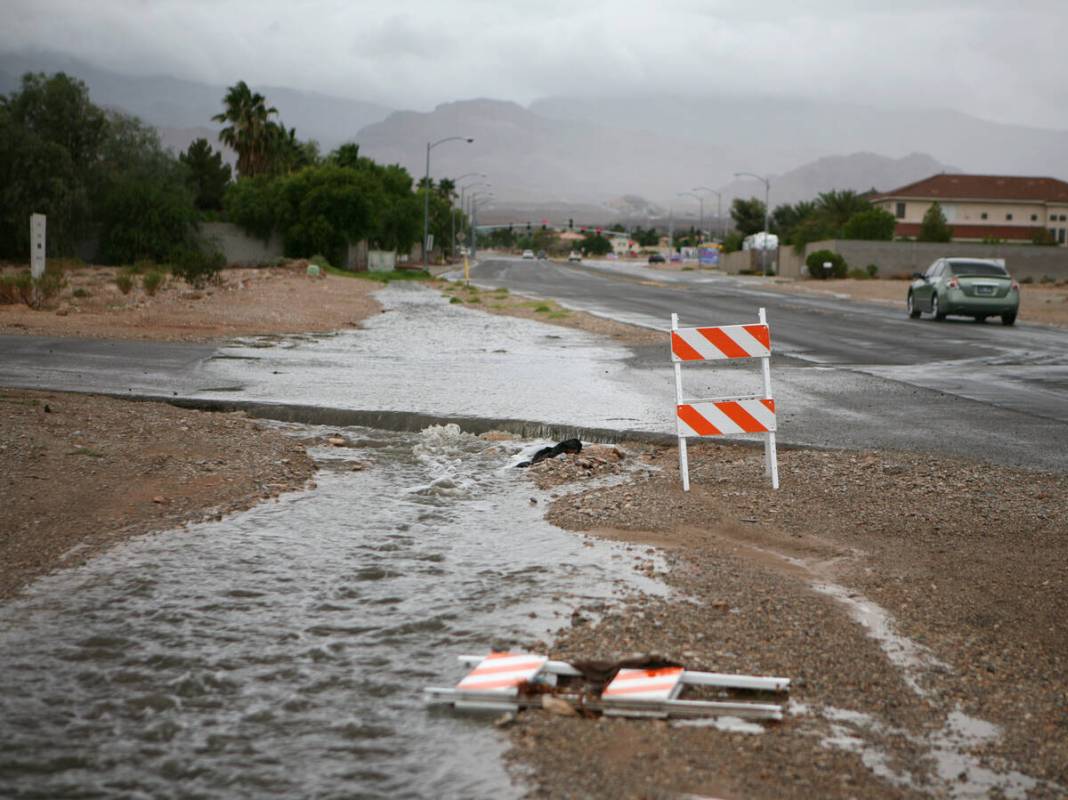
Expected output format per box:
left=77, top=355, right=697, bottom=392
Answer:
left=872, top=174, right=1068, bottom=244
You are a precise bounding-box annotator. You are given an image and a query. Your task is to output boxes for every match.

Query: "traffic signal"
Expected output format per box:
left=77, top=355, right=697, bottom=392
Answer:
left=508, top=223, right=513, bottom=232
left=526, top=222, right=531, bottom=233
left=568, top=218, right=573, bottom=230
left=541, top=224, right=546, bottom=231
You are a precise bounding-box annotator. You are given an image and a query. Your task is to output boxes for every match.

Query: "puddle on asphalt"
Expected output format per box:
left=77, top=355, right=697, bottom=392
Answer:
left=0, top=423, right=667, bottom=800
left=201, top=283, right=669, bottom=432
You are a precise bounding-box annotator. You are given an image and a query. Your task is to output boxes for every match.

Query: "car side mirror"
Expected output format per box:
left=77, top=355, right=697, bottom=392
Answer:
left=911, top=272, right=925, bottom=280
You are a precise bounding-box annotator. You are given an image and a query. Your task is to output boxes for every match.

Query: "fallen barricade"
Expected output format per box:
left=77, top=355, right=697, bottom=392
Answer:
left=425, top=652, right=789, bottom=721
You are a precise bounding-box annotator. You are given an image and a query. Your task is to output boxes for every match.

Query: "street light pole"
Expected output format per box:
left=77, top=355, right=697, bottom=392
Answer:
left=423, top=136, right=474, bottom=271
left=451, top=172, right=486, bottom=259
left=677, top=191, right=703, bottom=263
left=734, top=172, right=772, bottom=277
left=694, top=186, right=723, bottom=242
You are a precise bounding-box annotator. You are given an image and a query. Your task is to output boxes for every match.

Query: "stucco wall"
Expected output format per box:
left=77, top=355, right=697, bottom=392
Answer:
left=805, top=239, right=1068, bottom=281
left=200, top=222, right=283, bottom=266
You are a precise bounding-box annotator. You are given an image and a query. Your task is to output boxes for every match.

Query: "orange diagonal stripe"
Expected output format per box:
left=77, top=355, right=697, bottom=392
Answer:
left=671, top=332, right=704, bottom=361
left=458, top=676, right=524, bottom=690
left=744, top=324, right=771, bottom=350
left=716, top=401, right=767, bottom=433
left=698, top=327, right=749, bottom=358
left=678, top=405, right=721, bottom=436
left=603, top=680, right=680, bottom=696
left=761, top=398, right=775, bottom=414
left=468, top=660, right=543, bottom=677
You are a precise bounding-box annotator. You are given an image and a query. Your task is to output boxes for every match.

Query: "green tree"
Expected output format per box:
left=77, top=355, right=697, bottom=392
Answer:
left=224, top=174, right=282, bottom=240
left=274, top=165, right=378, bottom=264
left=0, top=72, right=107, bottom=257
left=730, top=197, right=766, bottom=236
left=213, top=81, right=278, bottom=179
left=918, top=202, right=953, bottom=242
left=180, top=138, right=232, bottom=211
left=580, top=232, right=612, bottom=256
left=842, top=208, right=896, bottom=240
left=814, top=189, right=870, bottom=230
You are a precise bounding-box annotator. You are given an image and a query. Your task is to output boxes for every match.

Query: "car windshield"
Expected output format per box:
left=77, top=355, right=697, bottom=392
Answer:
left=948, top=261, right=1008, bottom=277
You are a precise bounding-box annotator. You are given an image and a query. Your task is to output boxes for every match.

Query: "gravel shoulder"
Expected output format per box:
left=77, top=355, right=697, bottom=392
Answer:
left=505, top=442, right=1068, bottom=799
left=0, top=389, right=316, bottom=600
left=0, top=263, right=383, bottom=341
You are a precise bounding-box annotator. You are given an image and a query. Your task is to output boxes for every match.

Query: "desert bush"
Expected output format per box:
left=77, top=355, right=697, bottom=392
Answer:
left=0, top=270, right=66, bottom=308
left=867, top=263, right=879, bottom=278
left=309, top=253, right=332, bottom=269
left=142, top=268, right=165, bottom=296
left=847, top=268, right=870, bottom=280
left=805, top=249, right=848, bottom=279
left=115, top=271, right=135, bottom=295
left=171, top=246, right=224, bottom=288
left=0, top=274, right=23, bottom=304
left=1040, top=274, right=1055, bottom=284
left=1020, top=275, right=1034, bottom=284
left=72, top=287, right=91, bottom=298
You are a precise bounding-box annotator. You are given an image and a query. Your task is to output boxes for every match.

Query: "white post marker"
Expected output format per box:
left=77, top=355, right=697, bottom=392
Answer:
left=670, top=307, right=779, bottom=490
left=30, top=214, right=46, bottom=279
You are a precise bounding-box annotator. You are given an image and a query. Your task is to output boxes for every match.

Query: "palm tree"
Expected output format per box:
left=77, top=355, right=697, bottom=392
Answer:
left=213, top=81, right=278, bottom=178
left=437, top=178, right=456, bottom=200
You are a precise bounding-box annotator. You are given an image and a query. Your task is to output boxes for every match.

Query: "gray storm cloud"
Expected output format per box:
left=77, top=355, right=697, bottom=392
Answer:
left=2, top=0, right=1066, bottom=129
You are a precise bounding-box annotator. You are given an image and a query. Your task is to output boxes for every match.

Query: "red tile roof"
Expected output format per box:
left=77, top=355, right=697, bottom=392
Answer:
left=874, top=174, right=1068, bottom=203
left=894, top=222, right=1044, bottom=241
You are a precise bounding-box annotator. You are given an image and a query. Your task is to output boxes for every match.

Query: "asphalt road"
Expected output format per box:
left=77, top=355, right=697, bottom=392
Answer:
left=459, top=257, right=1068, bottom=471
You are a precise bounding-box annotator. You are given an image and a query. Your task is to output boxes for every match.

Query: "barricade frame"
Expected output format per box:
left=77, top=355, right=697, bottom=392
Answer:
left=671, top=307, right=779, bottom=490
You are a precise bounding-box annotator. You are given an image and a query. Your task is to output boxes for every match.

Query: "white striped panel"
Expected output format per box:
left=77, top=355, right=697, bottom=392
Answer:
left=672, top=324, right=770, bottom=361
left=602, top=668, right=684, bottom=701
left=677, top=400, right=776, bottom=438
left=456, top=654, right=547, bottom=693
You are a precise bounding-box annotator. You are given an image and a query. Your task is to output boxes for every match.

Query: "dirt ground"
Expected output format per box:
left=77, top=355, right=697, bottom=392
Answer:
left=0, top=388, right=316, bottom=599
left=0, top=262, right=382, bottom=341
left=507, top=442, right=1068, bottom=799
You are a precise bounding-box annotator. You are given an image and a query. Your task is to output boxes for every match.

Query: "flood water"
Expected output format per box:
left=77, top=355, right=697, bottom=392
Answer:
left=0, top=423, right=664, bottom=799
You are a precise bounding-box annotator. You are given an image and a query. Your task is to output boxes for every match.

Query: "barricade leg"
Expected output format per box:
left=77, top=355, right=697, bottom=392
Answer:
left=765, top=431, right=779, bottom=490
left=678, top=436, right=690, bottom=492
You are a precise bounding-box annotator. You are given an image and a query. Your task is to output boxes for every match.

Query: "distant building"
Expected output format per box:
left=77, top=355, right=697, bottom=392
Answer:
left=872, top=174, right=1068, bottom=245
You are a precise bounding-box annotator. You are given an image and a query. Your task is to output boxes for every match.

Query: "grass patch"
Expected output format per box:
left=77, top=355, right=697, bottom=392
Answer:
left=547, top=311, right=569, bottom=319
left=534, top=304, right=552, bottom=313
left=0, top=395, right=38, bottom=406
left=467, top=297, right=482, bottom=304
left=324, top=266, right=432, bottom=283
left=494, top=287, right=509, bottom=295
left=449, top=296, right=462, bottom=304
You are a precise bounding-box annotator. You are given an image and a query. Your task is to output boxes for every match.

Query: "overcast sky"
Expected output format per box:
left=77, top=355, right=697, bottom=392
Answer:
left=4, top=0, right=1067, bottom=130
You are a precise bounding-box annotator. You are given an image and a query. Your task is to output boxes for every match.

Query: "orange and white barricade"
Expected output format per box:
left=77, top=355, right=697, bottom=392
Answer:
left=424, top=653, right=789, bottom=720
left=671, top=308, right=779, bottom=490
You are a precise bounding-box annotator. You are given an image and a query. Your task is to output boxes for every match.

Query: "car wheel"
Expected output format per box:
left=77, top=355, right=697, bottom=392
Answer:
left=1001, top=312, right=1016, bottom=326
left=907, top=293, right=921, bottom=319
left=931, top=294, right=946, bottom=321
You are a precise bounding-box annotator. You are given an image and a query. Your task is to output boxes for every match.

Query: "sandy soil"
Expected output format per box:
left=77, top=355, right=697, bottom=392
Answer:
left=505, top=443, right=1068, bottom=798
left=0, top=389, right=316, bottom=599
left=0, top=263, right=383, bottom=341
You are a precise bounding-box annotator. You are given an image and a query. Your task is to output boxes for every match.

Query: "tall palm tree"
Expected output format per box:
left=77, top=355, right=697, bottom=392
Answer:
left=213, top=81, right=278, bottom=178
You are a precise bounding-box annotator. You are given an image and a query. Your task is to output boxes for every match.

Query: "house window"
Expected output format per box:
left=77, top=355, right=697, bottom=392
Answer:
left=1006, top=213, right=1013, bottom=221
left=1031, top=214, right=1038, bottom=221
left=895, top=202, right=905, bottom=219
left=1060, top=229, right=1067, bottom=244
left=1061, top=214, right=1068, bottom=222
left=980, top=212, right=988, bottom=220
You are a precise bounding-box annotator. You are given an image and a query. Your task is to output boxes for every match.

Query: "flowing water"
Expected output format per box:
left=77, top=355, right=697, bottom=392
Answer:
left=0, top=423, right=664, bottom=799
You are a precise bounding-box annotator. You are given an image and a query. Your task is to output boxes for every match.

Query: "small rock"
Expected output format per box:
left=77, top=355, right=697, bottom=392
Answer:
left=541, top=696, right=578, bottom=717
left=493, top=712, right=518, bottom=728
left=152, top=496, right=167, bottom=504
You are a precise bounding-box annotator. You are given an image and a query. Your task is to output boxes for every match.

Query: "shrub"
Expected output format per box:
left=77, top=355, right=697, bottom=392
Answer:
left=115, top=272, right=135, bottom=295
left=1020, top=275, right=1034, bottom=284
left=847, top=268, right=870, bottom=280
left=867, top=263, right=879, bottom=278
left=806, top=249, right=848, bottom=279
left=171, top=246, right=224, bottom=288
left=534, top=304, right=551, bottom=312
left=72, top=287, right=91, bottom=299
left=143, top=269, right=165, bottom=296
left=1040, top=274, right=1055, bottom=284
left=0, top=274, right=23, bottom=304
left=309, top=253, right=332, bottom=269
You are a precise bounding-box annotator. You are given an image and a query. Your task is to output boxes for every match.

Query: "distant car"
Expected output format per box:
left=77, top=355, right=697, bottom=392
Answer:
left=648, top=253, right=666, bottom=264
left=567, top=251, right=582, bottom=262
left=536, top=250, right=548, bottom=260
left=907, top=258, right=1019, bottom=325
left=521, top=249, right=535, bottom=260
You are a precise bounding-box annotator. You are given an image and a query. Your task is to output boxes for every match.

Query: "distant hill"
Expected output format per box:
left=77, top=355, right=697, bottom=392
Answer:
left=530, top=94, right=1068, bottom=186
left=0, top=52, right=392, bottom=150
left=721, top=152, right=957, bottom=207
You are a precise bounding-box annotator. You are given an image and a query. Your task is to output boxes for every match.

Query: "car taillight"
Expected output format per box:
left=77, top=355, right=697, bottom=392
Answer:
left=947, top=277, right=959, bottom=289
left=1011, top=280, right=1019, bottom=291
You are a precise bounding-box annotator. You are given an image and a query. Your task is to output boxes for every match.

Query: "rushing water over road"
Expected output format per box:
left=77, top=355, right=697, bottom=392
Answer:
left=0, top=424, right=664, bottom=799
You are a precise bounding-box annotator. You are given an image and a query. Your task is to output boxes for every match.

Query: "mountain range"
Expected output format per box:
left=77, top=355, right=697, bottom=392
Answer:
left=4, top=51, right=1066, bottom=214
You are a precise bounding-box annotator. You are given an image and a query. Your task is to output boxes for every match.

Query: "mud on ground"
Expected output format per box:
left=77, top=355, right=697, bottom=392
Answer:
left=0, top=263, right=383, bottom=342
left=510, top=442, right=1068, bottom=799
left=0, top=389, right=315, bottom=599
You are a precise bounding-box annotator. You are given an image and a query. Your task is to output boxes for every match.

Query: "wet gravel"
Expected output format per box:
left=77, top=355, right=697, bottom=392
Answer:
left=508, top=442, right=1068, bottom=798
